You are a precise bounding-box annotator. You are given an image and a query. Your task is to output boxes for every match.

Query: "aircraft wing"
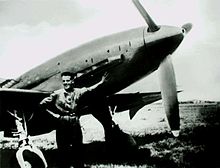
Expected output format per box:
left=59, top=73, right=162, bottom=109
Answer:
left=0, top=88, right=53, bottom=137
left=0, top=88, right=162, bottom=137
left=107, top=92, right=162, bottom=119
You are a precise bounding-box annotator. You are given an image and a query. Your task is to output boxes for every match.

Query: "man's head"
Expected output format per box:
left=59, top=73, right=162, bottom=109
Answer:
left=61, top=72, right=75, bottom=91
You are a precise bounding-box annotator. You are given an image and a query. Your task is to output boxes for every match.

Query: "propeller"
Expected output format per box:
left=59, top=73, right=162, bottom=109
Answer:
left=132, top=0, right=159, bottom=32
left=159, top=56, right=180, bottom=137
left=132, top=0, right=192, bottom=137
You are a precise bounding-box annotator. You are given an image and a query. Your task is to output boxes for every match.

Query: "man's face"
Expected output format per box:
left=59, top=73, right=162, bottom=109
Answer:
left=62, top=75, right=74, bottom=91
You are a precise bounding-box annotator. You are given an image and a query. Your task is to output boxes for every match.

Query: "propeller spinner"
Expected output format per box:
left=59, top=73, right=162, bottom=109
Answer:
left=182, top=23, right=193, bottom=34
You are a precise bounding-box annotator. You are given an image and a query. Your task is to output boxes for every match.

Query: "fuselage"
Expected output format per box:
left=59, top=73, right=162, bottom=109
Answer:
left=10, top=25, right=184, bottom=96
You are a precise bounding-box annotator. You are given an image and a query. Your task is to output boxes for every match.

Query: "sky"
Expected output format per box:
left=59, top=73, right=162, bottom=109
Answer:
left=0, top=0, right=219, bottom=101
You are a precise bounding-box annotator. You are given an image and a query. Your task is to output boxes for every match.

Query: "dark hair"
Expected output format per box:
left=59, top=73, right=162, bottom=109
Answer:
left=61, top=72, right=75, bottom=79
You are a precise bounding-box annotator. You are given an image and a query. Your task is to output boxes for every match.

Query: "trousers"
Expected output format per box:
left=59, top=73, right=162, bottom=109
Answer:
left=56, top=120, right=84, bottom=168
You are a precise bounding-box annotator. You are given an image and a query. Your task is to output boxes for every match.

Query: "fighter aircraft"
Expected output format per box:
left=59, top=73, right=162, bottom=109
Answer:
left=0, top=0, right=192, bottom=167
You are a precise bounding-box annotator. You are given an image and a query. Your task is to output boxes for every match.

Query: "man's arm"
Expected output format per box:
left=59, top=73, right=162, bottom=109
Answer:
left=39, top=93, right=59, bottom=117
left=87, top=73, right=108, bottom=91
left=40, top=92, right=56, bottom=106
left=40, top=92, right=77, bottom=123
left=46, top=109, right=60, bottom=118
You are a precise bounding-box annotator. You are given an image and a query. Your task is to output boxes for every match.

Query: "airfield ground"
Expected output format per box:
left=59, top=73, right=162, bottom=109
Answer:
left=1, top=101, right=220, bottom=168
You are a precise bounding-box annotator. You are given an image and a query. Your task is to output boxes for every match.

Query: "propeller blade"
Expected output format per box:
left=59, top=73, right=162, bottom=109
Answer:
left=159, top=56, right=180, bottom=137
left=132, top=0, right=159, bottom=32
left=182, top=23, right=193, bottom=34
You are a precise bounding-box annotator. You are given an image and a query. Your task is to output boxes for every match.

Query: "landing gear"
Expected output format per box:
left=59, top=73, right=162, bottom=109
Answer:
left=108, top=106, right=137, bottom=148
left=106, top=106, right=151, bottom=161
left=92, top=103, right=137, bottom=152
left=8, top=110, right=48, bottom=168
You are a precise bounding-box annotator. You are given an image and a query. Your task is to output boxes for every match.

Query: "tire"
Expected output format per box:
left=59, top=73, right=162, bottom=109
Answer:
left=12, top=149, right=46, bottom=168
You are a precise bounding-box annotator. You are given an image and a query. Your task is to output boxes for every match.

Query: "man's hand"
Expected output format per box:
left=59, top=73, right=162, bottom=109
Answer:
left=101, top=73, right=109, bottom=83
left=87, top=73, right=109, bottom=91
left=40, top=97, right=53, bottom=105
left=46, top=109, right=60, bottom=119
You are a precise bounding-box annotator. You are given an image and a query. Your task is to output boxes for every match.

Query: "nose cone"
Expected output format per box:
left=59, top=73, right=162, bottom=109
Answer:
left=144, top=26, right=184, bottom=62
left=182, top=23, right=193, bottom=35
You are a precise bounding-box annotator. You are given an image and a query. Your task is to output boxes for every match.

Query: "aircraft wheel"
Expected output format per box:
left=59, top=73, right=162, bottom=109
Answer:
left=22, top=151, right=45, bottom=168
left=12, top=149, right=46, bottom=168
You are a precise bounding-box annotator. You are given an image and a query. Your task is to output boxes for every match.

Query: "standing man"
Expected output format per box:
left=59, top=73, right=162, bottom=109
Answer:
left=40, top=72, right=107, bottom=168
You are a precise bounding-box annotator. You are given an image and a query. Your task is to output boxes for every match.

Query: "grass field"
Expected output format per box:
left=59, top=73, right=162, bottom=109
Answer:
left=1, top=102, right=220, bottom=168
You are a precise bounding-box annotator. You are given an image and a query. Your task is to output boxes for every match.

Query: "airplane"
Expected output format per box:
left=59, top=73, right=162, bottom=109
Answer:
left=0, top=0, right=192, bottom=167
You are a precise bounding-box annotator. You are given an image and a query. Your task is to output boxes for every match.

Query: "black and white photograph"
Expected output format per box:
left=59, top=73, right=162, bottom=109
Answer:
left=0, top=0, right=220, bottom=167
